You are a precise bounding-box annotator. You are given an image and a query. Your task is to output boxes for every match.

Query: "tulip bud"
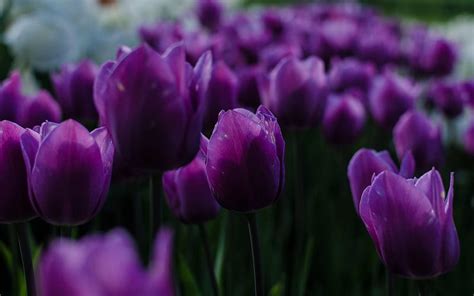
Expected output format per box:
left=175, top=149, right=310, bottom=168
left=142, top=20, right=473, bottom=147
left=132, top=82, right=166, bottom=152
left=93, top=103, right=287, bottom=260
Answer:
left=356, top=25, right=400, bottom=66
left=94, top=44, right=212, bottom=171
left=0, top=71, right=25, bottom=121
left=236, top=65, right=264, bottom=109
left=197, top=0, right=223, bottom=32
left=0, top=121, right=36, bottom=222
left=322, top=94, right=366, bottom=145
left=411, top=35, right=457, bottom=77
left=18, top=90, right=62, bottom=128
left=38, top=228, right=175, bottom=295
left=163, top=136, right=220, bottom=224
left=360, top=169, right=459, bottom=278
left=204, top=61, right=238, bottom=129
left=320, top=18, right=358, bottom=56
left=347, top=148, right=414, bottom=214
left=463, top=119, right=474, bottom=155
left=51, top=60, right=99, bottom=121
left=393, top=110, right=444, bottom=170
left=20, top=120, right=114, bottom=225
left=259, top=56, right=328, bottom=128
left=206, top=106, right=285, bottom=212
left=328, top=58, right=375, bottom=95
left=369, top=70, right=417, bottom=129
left=427, top=81, right=464, bottom=119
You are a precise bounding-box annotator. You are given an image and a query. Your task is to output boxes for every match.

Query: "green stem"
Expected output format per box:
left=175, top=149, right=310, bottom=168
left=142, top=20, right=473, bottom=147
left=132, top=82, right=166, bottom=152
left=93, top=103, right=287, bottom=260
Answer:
left=8, top=225, right=19, bottom=294
left=15, top=223, right=36, bottom=296
left=246, top=213, right=264, bottom=296
left=149, top=173, right=162, bottom=255
left=198, top=224, right=219, bottom=296
left=417, top=280, right=429, bottom=296
left=386, top=271, right=394, bottom=296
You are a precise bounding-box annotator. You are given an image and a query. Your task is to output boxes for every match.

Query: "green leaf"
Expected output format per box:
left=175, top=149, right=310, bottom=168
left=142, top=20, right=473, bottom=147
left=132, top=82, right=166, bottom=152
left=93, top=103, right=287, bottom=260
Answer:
left=269, top=281, right=284, bottom=296
left=298, top=237, right=315, bottom=296
left=214, top=213, right=228, bottom=287
left=0, top=240, right=13, bottom=272
left=178, top=253, right=201, bottom=296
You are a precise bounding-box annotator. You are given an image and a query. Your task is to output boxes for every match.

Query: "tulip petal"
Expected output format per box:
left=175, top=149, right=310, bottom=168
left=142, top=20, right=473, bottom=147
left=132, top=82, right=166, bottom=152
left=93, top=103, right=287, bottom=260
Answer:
left=148, top=228, right=175, bottom=295
left=31, top=120, right=105, bottom=225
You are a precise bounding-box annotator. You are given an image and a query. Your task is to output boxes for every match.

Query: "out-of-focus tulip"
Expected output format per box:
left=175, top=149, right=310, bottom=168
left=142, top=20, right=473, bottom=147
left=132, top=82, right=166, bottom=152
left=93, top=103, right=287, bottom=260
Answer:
left=320, top=17, right=359, bottom=56
left=94, top=44, right=211, bottom=171
left=369, top=70, right=417, bottom=129
left=20, top=120, right=114, bottom=225
left=206, top=106, right=285, bottom=212
left=393, top=110, right=444, bottom=170
left=204, top=61, right=238, bottom=129
left=259, top=56, right=328, bottom=128
left=360, top=169, right=459, bottom=278
left=461, top=80, right=474, bottom=107
left=463, top=119, right=474, bottom=155
left=197, top=0, right=223, bottom=32
left=0, top=71, right=25, bottom=121
left=322, top=94, right=366, bottom=145
left=259, top=43, right=301, bottom=70
left=356, top=25, right=400, bottom=66
left=38, top=228, right=175, bottom=296
left=328, top=58, right=375, bottom=96
left=52, top=60, right=99, bottom=121
left=347, top=148, right=414, bottom=214
left=163, top=136, right=220, bottom=224
left=428, top=81, right=464, bottom=119
left=236, top=65, right=264, bottom=109
left=18, top=90, right=62, bottom=128
left=0, top=121, right=36, bottom=223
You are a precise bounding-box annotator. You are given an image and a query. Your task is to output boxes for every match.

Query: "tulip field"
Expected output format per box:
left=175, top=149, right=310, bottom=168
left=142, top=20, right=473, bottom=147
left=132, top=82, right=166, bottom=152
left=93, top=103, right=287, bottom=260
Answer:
left=1, top=0, right=474, bottom=295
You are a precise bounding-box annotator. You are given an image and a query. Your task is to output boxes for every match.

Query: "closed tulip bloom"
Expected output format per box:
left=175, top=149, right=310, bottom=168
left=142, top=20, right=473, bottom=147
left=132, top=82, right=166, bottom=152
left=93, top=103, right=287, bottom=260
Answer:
left=259, top=56, right=328, bottom=128
left=0, top=121, right=36, bottom=222
left=463, top=119, right=474, bottom=156
left=360, top=169, right=459, bottom=278
left=347, top=148, right=414, bottom=214
left=204, top=61, right=238, bottom=129
left=20, top=120, right=114, bottom=225
left=94, top=44, right=211, bottom=171
left=411, top=36, right=457, bottom=77
left=328, top=58, right=375, bottom=95
left=206, top=106, right=285, bottom=212
left=18, top=90, right=62, bottom=128
left=0, top=71, right=26, bottom=121
left=428, top=81, right=464, bottom=119
left=163, top=136, right=220, bottom=224
left=38, top=228, right=175, bottom=296
left=394, top=111, right=444, bottom=170
left=322, top=94, right=366, bottom=145
left=236, top=66, right=264, bottom=109
left=369, top=70, right=417, bottom=129
left=52, top=60, right=99, bottom=121
left=197, top=0, right=223, bottom=32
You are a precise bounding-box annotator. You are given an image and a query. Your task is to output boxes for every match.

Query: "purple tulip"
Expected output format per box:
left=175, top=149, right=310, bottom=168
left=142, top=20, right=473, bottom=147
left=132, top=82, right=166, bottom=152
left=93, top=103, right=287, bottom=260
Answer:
left=393, top=110, right=444, bottom=170
left=369, top=70, right=417, bottom=129
left=463, top=119, right=474, bottom=156
left=163, top=136, right=220, bottom=224
left=406, top=28, right=457, bottom=77
left=51, top=60, right=99, bottom=121
left=20, top=120, right=114, bottom=225
left=0, top=121, right=36, bottom=222
left=236, top=65, right=264, bottom=109
left=360, top=169, right=459, bottom=278
left=259, top=43, right=301, bottom=70
left=461, top=80, right=474, bottom=108
left=139, top=22, right=184, bottom=54
left=204, top=61, right=238, bottom=129
left=428, top=81, right=464, bottom=118
left=0, top=71, right=25, bottom=121
left=197, top=0, right=223, bottom=32
left=347, top=148, right=414, bottom=214
left=38, top=228, right=175, bottom=296
left=206, top=106, right=285, bottom=212
left=328, top=58, right=375, bottom=95
left=259, top=56, right=328, bottom=128
left=322, top=94, right=366, bottom=145
left=94, top=44, right=211, bottom=171
left=18, top=90, right=62, bottom=128
left=356, top=24, right=400, bottom=66
left=320, top=17, right=359, bottom=56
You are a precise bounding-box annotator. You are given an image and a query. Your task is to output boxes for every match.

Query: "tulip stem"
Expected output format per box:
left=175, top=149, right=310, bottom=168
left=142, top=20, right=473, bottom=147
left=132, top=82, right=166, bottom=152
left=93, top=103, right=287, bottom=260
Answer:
left=8, top=225, right=19, bottom=294
left=386, top=271, right=394, bottom=296
left=198, top=224, right=219, bottom=296
left=246, top=213, right=264, bottom=296
left=149, top=174, right=162, bottom=251
left=417, top=280, right=429, bottom=296
left=15, top=223, right=36, bottom=296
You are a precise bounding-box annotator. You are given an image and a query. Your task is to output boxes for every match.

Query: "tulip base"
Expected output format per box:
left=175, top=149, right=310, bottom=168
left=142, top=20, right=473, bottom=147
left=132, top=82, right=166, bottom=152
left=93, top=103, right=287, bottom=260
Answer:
left=15, top=223, right=36, bottom=296
left=246, top=213, right=264, bottom=296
